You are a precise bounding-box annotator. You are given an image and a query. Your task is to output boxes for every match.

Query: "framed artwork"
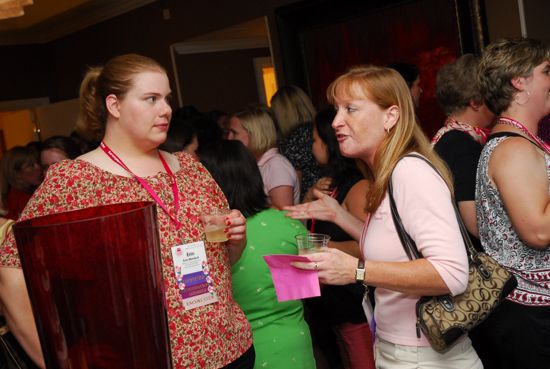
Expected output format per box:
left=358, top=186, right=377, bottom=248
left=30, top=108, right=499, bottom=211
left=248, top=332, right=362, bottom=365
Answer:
left=275, top=0, right=488, bottom=137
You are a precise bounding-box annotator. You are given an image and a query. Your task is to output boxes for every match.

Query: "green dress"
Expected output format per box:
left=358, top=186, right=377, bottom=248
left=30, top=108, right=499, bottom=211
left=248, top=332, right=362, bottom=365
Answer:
left=232, top=208, right=315, bottom=369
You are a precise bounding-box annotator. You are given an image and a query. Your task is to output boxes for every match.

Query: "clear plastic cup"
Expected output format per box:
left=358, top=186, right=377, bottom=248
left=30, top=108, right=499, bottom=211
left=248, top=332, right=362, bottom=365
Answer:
left=295, top=233, right=331, bottom=255
left=200, top=209, right=230, bottom=242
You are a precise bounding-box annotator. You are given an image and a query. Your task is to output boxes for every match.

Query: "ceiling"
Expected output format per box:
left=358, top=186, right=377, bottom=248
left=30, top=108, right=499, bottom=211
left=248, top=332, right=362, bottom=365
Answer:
left=0, top=0, right=156, bottom=45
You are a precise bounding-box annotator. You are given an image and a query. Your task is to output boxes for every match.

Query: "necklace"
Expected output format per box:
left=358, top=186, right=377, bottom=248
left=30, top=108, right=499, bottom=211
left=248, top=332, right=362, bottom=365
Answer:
left=498, top=117, right=550, bottom=154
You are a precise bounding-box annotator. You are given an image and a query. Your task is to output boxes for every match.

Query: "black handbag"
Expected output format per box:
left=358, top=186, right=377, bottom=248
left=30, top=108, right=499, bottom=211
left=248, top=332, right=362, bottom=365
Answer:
left=0, top=317, right=39, bottom=369
left=388, top=154, right=517, bottom=353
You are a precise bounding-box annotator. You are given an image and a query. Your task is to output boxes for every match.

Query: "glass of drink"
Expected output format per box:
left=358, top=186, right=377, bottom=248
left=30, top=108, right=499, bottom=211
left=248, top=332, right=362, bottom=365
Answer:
left=295, top=233, right=331, bottom=255
left=200, top=209, right=230, bottom=242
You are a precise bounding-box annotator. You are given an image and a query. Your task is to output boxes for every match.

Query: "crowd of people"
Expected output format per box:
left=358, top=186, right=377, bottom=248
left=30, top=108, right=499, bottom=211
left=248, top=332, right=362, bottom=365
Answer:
left=0, top=36, right=548, bottom=369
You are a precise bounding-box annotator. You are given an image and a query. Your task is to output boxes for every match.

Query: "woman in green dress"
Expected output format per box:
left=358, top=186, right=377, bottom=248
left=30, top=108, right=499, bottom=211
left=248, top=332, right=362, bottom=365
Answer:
left=201, top=140, right=315, bottom=369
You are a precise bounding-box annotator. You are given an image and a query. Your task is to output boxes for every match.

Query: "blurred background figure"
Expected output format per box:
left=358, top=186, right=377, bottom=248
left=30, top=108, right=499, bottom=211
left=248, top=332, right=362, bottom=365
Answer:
left=476, top=37, right=550, bottom=369
left=162, top=107, right=223, bottom=158
left=0, top=146, right=43, bottom=220
left=388, top=62, right=422, bottom=109
left=161, top=108, right=199, bottom=158
left=270, top=85, right=321, bottom=200
left=432, top=54, right=495, bottom=250
left=432, top=54, right=495, bottom=368
left=200, top=140, right=316, bottom=369
left=208, top=110, right=230, bottom=138
left=305, top=108, right=374, bottom=369
left=228, top=104, right=300, bottom=208
left=40, top=136, right=83, bottom=175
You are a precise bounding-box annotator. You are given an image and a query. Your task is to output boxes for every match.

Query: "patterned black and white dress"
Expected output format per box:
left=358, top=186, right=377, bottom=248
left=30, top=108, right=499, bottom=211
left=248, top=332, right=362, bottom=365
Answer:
left=476, top=135, right=550, bottom=306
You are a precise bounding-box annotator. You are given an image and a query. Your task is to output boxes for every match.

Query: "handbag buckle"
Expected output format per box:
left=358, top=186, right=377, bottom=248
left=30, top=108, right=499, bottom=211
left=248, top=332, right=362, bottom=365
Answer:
left=473, top=256, right=492, bottom=279
left=438, top=295, right=455, bottom=312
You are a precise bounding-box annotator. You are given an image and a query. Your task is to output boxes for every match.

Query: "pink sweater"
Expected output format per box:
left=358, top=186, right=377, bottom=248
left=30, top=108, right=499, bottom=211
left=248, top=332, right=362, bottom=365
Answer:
left=363, top=156, right=469, bottom=346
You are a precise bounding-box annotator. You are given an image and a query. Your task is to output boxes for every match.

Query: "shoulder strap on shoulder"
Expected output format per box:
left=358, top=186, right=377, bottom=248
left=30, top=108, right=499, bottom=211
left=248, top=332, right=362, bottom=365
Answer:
left=388, top=154, right=478, bottom=260
left=487, top=131, right=541, bottom=149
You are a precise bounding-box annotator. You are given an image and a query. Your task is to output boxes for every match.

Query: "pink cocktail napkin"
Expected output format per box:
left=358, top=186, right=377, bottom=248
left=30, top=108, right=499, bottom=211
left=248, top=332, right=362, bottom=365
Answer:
left=263, top=254, right=320, bottom=302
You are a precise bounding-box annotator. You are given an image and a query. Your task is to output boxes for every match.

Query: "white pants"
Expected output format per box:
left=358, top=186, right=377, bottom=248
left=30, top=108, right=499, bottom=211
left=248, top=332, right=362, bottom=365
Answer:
left=375, top=336, right=483, bottom=369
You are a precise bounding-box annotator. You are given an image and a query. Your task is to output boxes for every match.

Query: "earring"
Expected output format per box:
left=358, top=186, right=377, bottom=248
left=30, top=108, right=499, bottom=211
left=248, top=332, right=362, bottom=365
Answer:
left=514, top=90, right=531, bottom=105
left=385, top=127, right=390, bottom=134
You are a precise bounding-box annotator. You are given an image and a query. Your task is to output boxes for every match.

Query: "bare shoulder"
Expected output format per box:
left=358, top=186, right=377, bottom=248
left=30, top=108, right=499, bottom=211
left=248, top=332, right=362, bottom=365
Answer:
left=343, top=179, right=369, bottom=220
left=490, top=137, right=545, bottom=175
left=347, top=179, right=370, bottom=198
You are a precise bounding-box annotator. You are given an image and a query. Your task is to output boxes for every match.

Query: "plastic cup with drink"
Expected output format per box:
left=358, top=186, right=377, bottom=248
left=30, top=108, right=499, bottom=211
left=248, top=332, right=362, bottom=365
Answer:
left=200, top=209, right=230, bottom=242
left=295, top=233, right=330, bottom=255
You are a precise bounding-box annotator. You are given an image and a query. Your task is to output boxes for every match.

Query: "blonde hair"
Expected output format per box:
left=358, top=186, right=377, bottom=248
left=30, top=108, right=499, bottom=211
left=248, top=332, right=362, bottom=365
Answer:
left=270, top=85, right=316, bottom=138
left=234, top=104, right=278, bottom=156
left=327, top=65, right=453, bottom=213
left=76, top=54, right=166, bottom=140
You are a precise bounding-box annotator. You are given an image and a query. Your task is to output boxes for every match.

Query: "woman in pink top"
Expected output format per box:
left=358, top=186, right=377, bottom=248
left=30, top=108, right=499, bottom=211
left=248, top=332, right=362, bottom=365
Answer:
left=286, top=66, right=482, bottom=368
left=228, top=104, right=300, bottom=208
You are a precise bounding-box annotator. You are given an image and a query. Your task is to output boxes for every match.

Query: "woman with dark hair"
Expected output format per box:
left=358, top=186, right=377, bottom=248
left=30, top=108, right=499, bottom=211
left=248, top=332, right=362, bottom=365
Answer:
left=160, top=108, right=198, bottom=157
left=200, top=140, right=315, bottom=369
left=388, top=62, right=422, bottom=108
left=305, top=108, right=374, bottom=369
left=0, top=146, right=43, bottom=220
left=271, top=85, right=321, bottom=199
left=40, top=136, right=83, bottom=174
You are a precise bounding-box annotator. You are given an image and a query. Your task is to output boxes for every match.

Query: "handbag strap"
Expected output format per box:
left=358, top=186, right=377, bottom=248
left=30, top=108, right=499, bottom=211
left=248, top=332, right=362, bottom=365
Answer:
left=387, top=154, right=479, bottom=261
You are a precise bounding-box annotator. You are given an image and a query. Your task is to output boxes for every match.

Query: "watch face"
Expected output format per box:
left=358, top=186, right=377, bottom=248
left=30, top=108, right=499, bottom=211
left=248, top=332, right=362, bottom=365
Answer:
left=356, top=269, right=366, bottom=282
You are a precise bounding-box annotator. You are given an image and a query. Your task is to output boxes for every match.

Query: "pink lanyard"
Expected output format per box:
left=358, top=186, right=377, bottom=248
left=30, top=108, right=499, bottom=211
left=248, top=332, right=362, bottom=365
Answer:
left=100, top=141, right=181, bottom=229
left=499, top=116, right=550, bottom=154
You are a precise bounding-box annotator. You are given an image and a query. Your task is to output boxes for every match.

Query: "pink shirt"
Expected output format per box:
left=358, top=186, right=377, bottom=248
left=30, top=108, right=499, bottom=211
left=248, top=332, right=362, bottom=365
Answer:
left=363, top=156, right=469, bottom=346
left=257, top=148, right=300, bottom=205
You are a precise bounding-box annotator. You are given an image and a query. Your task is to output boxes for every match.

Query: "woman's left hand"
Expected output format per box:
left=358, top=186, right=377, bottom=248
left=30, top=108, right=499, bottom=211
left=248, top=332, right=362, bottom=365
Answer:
left=291, top=248, right=358, bottom=285
left=225, top=209, right=247, bottom=264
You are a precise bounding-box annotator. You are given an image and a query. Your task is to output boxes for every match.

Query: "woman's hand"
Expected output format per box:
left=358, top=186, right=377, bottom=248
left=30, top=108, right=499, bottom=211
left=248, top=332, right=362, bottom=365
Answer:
left=291, top=248, right=358, bottom=285
left=224, top=209, right=247, bottom=265
left=303, top=177, right=333, bottom=202
left=285, top=188, right=365, bottom=241
left=285, top=189, right=341, bottom=222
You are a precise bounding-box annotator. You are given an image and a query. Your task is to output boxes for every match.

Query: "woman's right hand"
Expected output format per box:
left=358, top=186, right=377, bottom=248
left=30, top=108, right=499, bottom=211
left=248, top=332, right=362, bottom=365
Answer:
left=290, top=248, right=358, bottom=285
left=284, top=188, right=342, bottom=223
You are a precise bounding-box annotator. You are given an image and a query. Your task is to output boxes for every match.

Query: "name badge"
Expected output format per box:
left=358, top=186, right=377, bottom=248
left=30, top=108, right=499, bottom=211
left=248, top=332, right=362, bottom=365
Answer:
left=171, top=241, right=218, bottom=310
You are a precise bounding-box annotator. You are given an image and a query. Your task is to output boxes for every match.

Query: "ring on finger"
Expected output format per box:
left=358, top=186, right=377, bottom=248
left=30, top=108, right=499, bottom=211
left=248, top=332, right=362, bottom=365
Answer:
left=314, top=263, right=319, bottom=270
